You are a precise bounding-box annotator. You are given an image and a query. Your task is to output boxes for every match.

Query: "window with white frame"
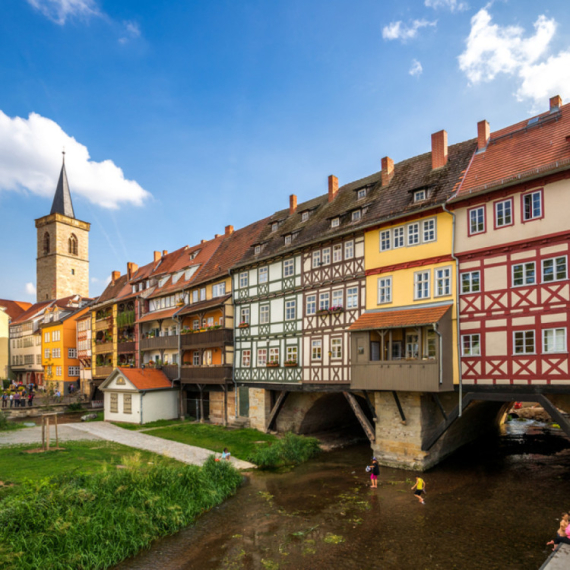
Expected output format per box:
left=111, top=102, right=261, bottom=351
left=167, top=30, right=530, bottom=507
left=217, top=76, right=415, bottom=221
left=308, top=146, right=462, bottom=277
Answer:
left=301, top=211, right=309, bottom=222
left=212, top=282, right=226, bottom=297
left=393, top=227, right=404, bottom=248
left=312, top=250, right=321, bottom=268
left=123, top=394, right=132, bottom=414
left=462, top=334, right=481, bottom=356
left=239, top=272, right=248, bottom=288
left=193, top=351, right=200, bottom=365
left=284, top=258, right=294, bottom=276
left=259, top=266, right=268, bottom=283
left=68, top=348, right=77, bottom=359
left=461, top=271, right=481, bottom=294
left=56, top=366, right=62, bottom=377
left=285, top=299, right=296, bottom=320
left=269, top=347, right=279, bottom=364
left=257, top=348, right=267, bottom=366
left=285, top=234, right=292, bottom=245
left=513, top=262, right=536, bottom=287
left=543, top=328, right=566, bottom=353
left=240, top=307, right=250, bottom=325
left=306, top=295, right=316, bottom=315
left=345, top=240, right=354, bottom=259
left=377, top=277, right=392, bottom=304
left=469, top=207, right=485, bottom=234
left=352, top=210, right=361, bottom=222
left=44, top=332, right=50, bottom=343
left=332, top=289, right=343, bottom=308
left=542, top=257, right=567, bottom=282
left=53, top=330, right=60, bottom=341
left=405, top=334, right=419, bottom=359
left=192, top=318, right=200, bottom=330
left=333, top=244, right=342, bottom=262
left=200, top=288, right=206, bottom=301
left=331, top=338, right=342, bottom=359
left=207, top=317, right=214, bottom=328
left=242, top=350, right=251, bottom=367
left=331, top=218, right=340, bottom=228
left=272, top=222, right=279, bottom=232
left=260, top=304, right=270, bottom=324
left=347, top=287, right=358, bottom=309
left=311, top=340, right=322, bottom=360
left=192, top=290, right=198, bottom=303
left=414, top=189, right=426, bottom=202
left=44, top=349, right=50, bottom=359
left=319, top=292, right=330, bottom=311
left=408, top=223, right=420, bottom=245
left=68, top=366, right=80, bottom=377
left=357, top=188, right=367, bottom=200
left=495, top=199, right=512, bottom=227
left=423, top=218, right=436, bottom=242
left=514, top=330, right=535, bottom=354
left=435, top=267, right=451, bottom=297
left=322, top=248, right=331, bottom=265
left=523, top=190, right=542, bottom=221
left=414, top=270, right=430, bottom=299
left=380, top=230, right=391, bottom=251
left=254, top=245, right=261, bottom=255
left=286, top=346, right=298, bottom=363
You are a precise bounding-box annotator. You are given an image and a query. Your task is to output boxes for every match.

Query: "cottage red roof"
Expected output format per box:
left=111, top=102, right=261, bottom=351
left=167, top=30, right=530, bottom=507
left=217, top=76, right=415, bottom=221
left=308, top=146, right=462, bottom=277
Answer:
left=9, top=300, right=54, bottom=325
left=0, top=300, right=32, bottom=320
left=349, top=305, right=451, bottom=331
left=136, top=307, right=180, bottom=323
left=176, top=294, right=232, bottom=317
left=455, top=102, right=570, bottom=199
left=117, top=367, right=172, bottom=390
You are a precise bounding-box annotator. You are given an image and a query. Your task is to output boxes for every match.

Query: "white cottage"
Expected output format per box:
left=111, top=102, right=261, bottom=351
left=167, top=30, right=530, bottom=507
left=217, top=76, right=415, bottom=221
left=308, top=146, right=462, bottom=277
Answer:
left=100, top=367, right=179, bottom=424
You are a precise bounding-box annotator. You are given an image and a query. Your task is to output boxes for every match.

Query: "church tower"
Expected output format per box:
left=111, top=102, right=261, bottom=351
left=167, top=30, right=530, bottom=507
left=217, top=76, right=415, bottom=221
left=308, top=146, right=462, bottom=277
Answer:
left=35, top=154, right=90, bottom=302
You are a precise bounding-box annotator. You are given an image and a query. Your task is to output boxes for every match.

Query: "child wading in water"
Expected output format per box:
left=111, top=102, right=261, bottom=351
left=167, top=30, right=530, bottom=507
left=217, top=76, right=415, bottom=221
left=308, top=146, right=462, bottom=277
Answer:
left=367, top=458, right=380, bottom=488
left=411, top=476, right=426, bottom=504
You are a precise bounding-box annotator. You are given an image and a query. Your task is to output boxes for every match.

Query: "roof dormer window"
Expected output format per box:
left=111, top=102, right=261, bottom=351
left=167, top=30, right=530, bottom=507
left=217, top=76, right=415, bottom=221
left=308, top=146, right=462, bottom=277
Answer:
left=301, top=211, right=309, bottom=222
left=331, top=217, right=340, bottom=228
left=254, top=245, right=261, bottom=255
left=285, top=234, right=292, bottom=246
left=272, top=222, right=279, bottom=232
left=414, top=189, right=427, bottom=203
left=357, top=188, right=367, bottom=200
left=352, top=210, right=361, bottom=222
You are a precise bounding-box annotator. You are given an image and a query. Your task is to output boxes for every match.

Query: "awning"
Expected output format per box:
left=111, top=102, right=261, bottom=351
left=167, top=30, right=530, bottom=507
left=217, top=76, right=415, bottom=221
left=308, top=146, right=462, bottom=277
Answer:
left=136, top=307, right=180, bottom=324
left=349, top=304, right=452, bottom=331
left=175, top=294, right=231, bottom=317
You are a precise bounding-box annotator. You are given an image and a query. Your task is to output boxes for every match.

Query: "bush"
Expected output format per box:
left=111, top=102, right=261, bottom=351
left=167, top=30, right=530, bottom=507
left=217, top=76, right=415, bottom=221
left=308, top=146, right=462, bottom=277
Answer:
left=67, top=402, right=83, bottom=412
left=0, top=411, right=8, bottom=430
left=0, top=455, right=242, bottom=570
left=248, top=432, right=320, bottom=468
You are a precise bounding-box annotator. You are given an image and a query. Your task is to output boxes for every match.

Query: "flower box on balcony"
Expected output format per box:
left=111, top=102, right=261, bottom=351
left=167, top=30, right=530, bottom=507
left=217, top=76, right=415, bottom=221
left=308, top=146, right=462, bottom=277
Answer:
left=316, top=309, right=329, bottom=316
left=266, top=361, right=279, bottom=368
left=329, top=306, right=344, bottom=314
left=238, top=323, right=249, bottom=329
left=284, top=361, right=298, bottom=367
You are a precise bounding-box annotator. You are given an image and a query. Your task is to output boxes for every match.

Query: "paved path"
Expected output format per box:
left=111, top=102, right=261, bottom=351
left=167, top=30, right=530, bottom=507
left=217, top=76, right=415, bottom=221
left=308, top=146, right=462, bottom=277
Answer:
left=68, top=422, right=254, bottom=470
left=0, top=424, right=101, bottom=445
left=540, top=544, right=570, bottom=570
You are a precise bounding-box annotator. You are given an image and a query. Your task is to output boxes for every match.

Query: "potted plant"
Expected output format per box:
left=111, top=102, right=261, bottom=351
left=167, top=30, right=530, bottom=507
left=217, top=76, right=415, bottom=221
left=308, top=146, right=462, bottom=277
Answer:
left=267, top=361, right=279, bottom=368
left=329, top=305, right=344, bottom=314
left=284, top=360, right=298, bottom=367
left=316, top=308, right=329, bottom=316
left=238, top=322, right=249, bottom=329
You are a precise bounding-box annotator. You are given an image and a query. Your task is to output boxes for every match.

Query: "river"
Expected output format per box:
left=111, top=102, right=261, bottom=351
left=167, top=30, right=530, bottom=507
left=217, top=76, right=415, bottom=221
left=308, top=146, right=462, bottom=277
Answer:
left=115, top=419, right=570, bottom=570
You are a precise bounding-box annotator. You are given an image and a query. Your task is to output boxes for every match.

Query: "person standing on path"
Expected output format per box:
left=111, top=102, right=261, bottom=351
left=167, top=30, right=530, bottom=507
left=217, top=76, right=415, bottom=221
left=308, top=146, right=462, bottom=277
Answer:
left=1, top=393, right=7, bottom=408
left=411, top=476, right=426, bottom=504
left=28, top=392, right=34, bottom=407
left=9, top=393, right=13, bottom=408
left=368, top=458, right=380, bottom=489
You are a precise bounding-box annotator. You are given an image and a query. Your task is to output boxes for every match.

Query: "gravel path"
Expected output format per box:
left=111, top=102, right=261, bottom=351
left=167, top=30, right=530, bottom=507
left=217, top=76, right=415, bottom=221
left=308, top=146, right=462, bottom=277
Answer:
left=67, top=422, right=254, bottom=470
left=0, top=425, right=101, bottom=445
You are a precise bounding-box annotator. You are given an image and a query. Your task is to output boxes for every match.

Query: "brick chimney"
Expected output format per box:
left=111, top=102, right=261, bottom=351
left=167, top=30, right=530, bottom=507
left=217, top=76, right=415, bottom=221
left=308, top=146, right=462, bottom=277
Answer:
left=381, top=157, right=394, bottom=186
left=127, top=262, right=138, bottom=279
left=225, top=225, right=234, bottom=235
left=289, top=194, right=297, bottom=215
left=201, top=239, right=207, bottom=244
left=550, top=95, right=563, bottom=111
left=328, top=175, right=339, bottom=202
left=431, top=130, right=448, bottom=169
left=111, top=270, right=120, bottom=284
left=153, top=251, right=161, bottom=262
left=477, top=120, right=490, bottom=151
left=162, top=250, right=168, bottom=257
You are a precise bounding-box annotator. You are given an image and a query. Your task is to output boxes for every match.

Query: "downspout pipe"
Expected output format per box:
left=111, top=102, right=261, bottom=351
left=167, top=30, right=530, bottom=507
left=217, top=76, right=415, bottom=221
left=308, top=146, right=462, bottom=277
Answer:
left=140, top=390, right=146, bottom=425
left=442, top=202, right=463, bottom=416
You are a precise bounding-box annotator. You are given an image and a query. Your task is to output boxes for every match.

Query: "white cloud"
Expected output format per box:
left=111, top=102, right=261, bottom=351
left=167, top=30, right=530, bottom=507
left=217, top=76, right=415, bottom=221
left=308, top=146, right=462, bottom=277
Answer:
left=458, top=8, right=570, bottom=105
left=119, top=21, right=142, bottom=44
left=25, top=283, right=36, bottom=296
left=91, top=276, right=112, bottom=285
left=409, top=59, right=423, bottom=77
left=382, top=19, right=437, bottom=42
left=26, top=0, right=100, bottom=25
left=425, top=0, right=468, bottom=12
left=0, top=111, right=151, bottom=210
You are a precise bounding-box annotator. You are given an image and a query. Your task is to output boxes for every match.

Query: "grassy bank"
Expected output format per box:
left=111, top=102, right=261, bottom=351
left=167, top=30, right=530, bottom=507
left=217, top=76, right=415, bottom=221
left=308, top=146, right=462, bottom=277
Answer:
left=111, top=417, right=188, bottom=431
left=0, top=441, right=179, bottom=483
left=248, top=432, right=321, bottom=468
left=0, top=456, right=242, bottom=570
left=0, top=412, right=25, bottom=432
left=150, top=423, right=277, bottom=460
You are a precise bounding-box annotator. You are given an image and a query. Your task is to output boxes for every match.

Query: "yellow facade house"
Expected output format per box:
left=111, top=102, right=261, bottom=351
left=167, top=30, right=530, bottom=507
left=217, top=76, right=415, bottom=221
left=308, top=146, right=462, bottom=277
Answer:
left=0, top=300, right=32, bottom=381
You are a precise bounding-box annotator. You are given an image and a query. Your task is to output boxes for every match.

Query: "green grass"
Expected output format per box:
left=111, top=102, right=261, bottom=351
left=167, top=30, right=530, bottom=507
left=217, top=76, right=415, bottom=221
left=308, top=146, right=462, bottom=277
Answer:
left=85, top=411, right=104, bottom=422
left=0, top=441, right=180, bottom=484
left=150, top=423, right=277, bottom=460
left=247, top=432, right=321, bottom=468
left=111, top=417, right=189, bottom=431
left=0, top=412, right=25, bottom=432
left=0, top=456, right=242, bottom=570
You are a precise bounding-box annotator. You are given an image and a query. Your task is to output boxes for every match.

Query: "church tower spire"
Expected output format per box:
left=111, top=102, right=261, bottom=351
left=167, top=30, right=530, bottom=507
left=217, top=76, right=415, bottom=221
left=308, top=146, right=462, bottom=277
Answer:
left=34, top=153, right=90, bottom=302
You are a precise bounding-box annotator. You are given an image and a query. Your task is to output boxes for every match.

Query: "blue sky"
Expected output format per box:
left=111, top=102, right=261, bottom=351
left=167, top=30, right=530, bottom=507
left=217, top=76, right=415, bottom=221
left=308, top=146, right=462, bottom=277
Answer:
left=1, top=0, right=570, bottom=301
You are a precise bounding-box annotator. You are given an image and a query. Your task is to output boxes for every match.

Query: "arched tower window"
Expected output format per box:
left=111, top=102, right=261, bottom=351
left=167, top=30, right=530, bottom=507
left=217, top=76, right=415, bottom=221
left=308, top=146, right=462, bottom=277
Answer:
left=69, top=234, right=78, bottom=256
left=43, top=233, right=50, bottom=255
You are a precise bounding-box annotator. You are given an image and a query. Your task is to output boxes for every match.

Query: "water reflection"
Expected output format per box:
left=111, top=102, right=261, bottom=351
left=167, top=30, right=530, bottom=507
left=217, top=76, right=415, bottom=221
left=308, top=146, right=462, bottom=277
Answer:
left=115, top=420, right=570, bottom=570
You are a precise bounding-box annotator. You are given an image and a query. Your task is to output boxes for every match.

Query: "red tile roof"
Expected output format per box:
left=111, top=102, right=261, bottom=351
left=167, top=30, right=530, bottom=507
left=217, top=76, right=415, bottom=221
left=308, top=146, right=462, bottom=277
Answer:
left=136, top=307, right=180, bottom=323
left=176, top=294, right=232, bottom=317
left=117, top=367, right=172, bottom=390
left=349, top=305, right=451, bottom=331
left=9, top=301, right=54, bottom=325
left=0, top=300, right=32, bottom=320
left=455, top=102, right=570, bottom=199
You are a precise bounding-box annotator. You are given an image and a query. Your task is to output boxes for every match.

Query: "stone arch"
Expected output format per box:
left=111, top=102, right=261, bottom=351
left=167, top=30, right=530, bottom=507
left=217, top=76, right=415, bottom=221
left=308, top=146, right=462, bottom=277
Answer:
left=68, top=233, right=78, bottom=256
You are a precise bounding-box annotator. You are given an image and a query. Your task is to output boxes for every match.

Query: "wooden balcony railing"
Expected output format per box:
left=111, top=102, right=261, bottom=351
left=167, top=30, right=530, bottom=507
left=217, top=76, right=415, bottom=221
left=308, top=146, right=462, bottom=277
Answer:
left=117, top=341, right=135, bottom=354
left=140, top=335, right=178, bottom=351
left=94, top=342, right=113, bottom=355
left=180, top=365, right=232, bottom=384
left=181, top=328, right=233, bottom=349
left=95, top=319, right=113, bottom=332
left=94, top=366, right=113, bottom=378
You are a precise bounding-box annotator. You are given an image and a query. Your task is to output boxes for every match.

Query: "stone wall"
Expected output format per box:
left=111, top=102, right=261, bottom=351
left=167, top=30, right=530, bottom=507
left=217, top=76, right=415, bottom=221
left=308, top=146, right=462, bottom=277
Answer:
left=209, top=390, right=236, bottom=425
left=248, top=388, right=272, bottom=431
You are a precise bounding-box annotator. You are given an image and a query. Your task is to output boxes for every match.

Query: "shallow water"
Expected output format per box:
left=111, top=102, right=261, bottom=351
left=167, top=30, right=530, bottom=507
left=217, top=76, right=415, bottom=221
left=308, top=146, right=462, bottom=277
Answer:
left=115, top=420, right=570, bottom=570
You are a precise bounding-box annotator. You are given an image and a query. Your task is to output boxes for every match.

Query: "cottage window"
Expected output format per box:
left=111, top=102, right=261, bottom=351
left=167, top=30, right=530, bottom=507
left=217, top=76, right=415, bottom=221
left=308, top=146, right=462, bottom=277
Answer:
left=357, top=188, right=367, bottom=200
left=123, top=394, right=132, bottom=414
left=254, top=245, right=261, bottom=255
left=377, top=277, right=392, bottom=304
left=543, top=328, right=567, bottom=353
left=408, top=223, right=420, bottom=245
left=469, top=207, right=485, bottom=235
left=272, top=222, right=279, bottom=232
left=426, top=330, right=437, bottom=359
left=461, top=334, right=480, bottom=356
left=523, top=190, right=542, bottom=221
left=269, top=347, right=279, bottom=364
left=242, top=350, right=251, bottom=367
left=110, top=393, right=118, bottom=413
left=259, top=266, right=268, bottom=283
left=513, top=263, right=535, bottom=287
left=192, top=290, right=198, bottom=303
left=347, top=287, right=358, bottom=309
left=495, top=199, right=513, bottom=227
left=461, top=271, right=481, bottom=294
left=322, top=248, right=331, bottom=265
left=514, top=330, right=535, bottom=354
left=331, top=218, right=340, bottom=228
left=435, top=267, right=451, bottom=297
left=345, top=241, right=354, bottom=259
left=405, top=334, right=419, bottom=359
left=332, top=289, right=343, bottom=308
left=319, top=292, right=330, bottom=311
left=283, top=259, right=294, bottom=277
left=193, top=351, right=200, bottom=365
left=286, top=346, right=297, bottom=363
left=351, top=210, right=361, bottom=222
left=393, top=227, right=404, bottom=248
left=68, top=348, right=77, bottom=359
left=311, top=340, right=322, bottom=360
left=240, top=307, right=250, bottom=325
left=423, top=218, right=436, bottom=242
left=285, top=235, right=292, bottom=246
left=239, top=272, right=249, bottom=288
left=44, top=349, right=50, bottom=359
left=414, top=270, right=430, bottom=300
left=44, top=332, right=50, bottom=343
left=380, top=230, right=391, bottom=251
left=333, top=244, right=342, bottom=262
left=542, top=257, right=567, bottom=282
left=193, top=319, right=200, bottom=330
left=331, top=338, right=342, bottom=359
left=312, top=250, right=321, bottom=268
left=306, top=295, right=316, bottom=315
left=212, top=282, right=226, bottom=297
left=56, top=366, right=62, bottom=377
left=260, top=304, right=270, bottom=324
left=414, top=189, right=426, bottom=203
left=301, top=211, right=309, bottom=222
left=285, top=299, right=296, bottom=321
left=257, top=348, right=267, bottom=366
left=200, top=288, right=206, bottom=301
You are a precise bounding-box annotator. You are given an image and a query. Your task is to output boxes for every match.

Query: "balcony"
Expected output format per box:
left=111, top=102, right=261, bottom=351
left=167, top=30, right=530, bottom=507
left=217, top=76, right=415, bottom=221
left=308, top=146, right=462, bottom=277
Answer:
left=95, top=319, right=113, bottom=332
left=179, top=365, right=232, bottom=384
left=140, top=335, right=178, bottom=351
left=94, top=342, right=113, bottom=355
left=94, top=366, right=113, bottom=378
left=181, top=328, right=233, bottom=349
left=118, top=341, right=135, bottom=354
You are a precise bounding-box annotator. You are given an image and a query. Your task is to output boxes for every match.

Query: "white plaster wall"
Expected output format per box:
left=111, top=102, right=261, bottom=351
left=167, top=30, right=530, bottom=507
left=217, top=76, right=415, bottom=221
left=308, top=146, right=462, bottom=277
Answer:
left=142, top=390, right=179, bottom=423
left=104, top=391, right=142, bottom=424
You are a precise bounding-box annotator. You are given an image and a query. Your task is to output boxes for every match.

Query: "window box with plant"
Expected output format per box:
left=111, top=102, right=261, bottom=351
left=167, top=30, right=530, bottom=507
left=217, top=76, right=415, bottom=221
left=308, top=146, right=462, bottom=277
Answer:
left=329, top=306, right=344, bottom=314
left=238, top=322, right=249, bottom=329
left=316, top=309, right=329, bottom=316
left=266, top=361, right=279, bottom=368
left=284, top=360, right=298, bottom=367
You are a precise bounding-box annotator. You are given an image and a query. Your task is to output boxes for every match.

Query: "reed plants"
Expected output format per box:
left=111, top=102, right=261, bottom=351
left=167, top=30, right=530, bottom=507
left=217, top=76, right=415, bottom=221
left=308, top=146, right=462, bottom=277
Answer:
left=0, top=455, right=242, bottom=570
left=247, top=432, right=320, bottom=468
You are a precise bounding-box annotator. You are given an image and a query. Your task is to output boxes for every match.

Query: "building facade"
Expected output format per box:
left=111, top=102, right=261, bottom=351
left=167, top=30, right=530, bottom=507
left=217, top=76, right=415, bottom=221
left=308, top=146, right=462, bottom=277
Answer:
left=0, top=300, right=31, bottom=380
